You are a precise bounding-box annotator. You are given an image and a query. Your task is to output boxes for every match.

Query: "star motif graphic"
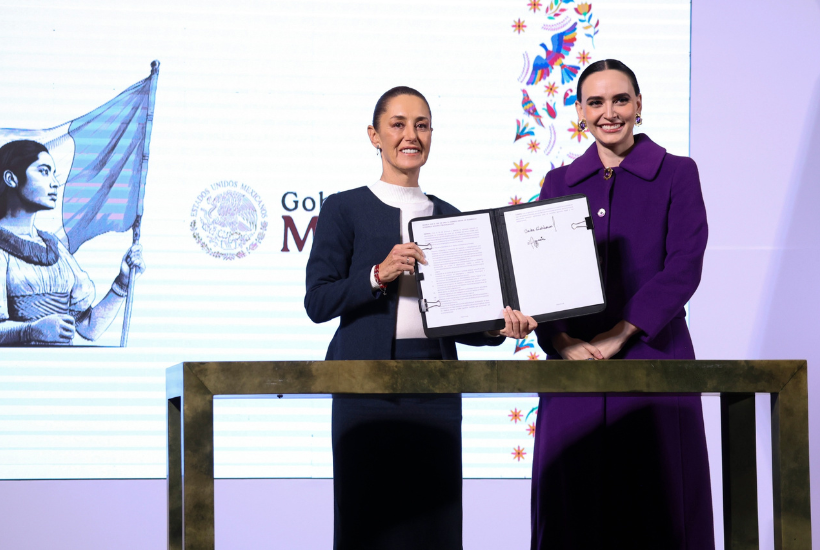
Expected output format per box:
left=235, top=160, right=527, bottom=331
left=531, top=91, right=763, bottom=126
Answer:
left=527, top=423, right=536, bottom=436
left=544, top=82, right=559, bottom=97
left=568, top=121, right=589, bottom=142
left=511, top=18, right=527, bottom=34
left=527, top=139, right=540, bottom=153
left=577, top=50, right=592, bottom=65
left=528, top=352, right=540, bottom=360
left=511, top=159, right=532, bottom=181
left=512, top=445, right=527, bottom=461
left=539, top=175, right=546, bottom=187
left=509, top=196, right=523, bottom=205
left=527, top=0, right=542, bottom=12
left=509, top=408, right=523, bottom=423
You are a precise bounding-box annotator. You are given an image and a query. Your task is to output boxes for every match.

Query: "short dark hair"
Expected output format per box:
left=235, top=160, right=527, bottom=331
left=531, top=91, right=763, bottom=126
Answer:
left=0, top=139, right=49, bottom=213
left=0, top=139, right=49, bottom=187
left=576, top=59, right=640, bottom=102
left=372, top=86, right=432, bottom=130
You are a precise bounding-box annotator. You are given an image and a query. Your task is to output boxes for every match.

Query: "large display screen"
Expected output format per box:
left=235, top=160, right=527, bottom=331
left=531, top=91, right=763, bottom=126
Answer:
left=0, top=0, right=691, bottom=479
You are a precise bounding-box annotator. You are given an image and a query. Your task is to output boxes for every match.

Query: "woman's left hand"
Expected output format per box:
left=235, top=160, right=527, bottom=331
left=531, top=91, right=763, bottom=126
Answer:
left=118, top=244, right=146, bottom=283
left=589, top=320, right=640, bottom=359
left=489, top=306, right=537, bottom=339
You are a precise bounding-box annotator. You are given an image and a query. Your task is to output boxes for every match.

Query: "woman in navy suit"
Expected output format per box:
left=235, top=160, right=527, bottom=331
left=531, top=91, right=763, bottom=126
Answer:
left=305, top=86, right=536, bottom=550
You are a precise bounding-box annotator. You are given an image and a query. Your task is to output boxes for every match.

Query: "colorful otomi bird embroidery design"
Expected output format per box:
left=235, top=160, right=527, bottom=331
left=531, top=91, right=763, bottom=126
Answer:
left=521, top=89, right=545, bottom=127
left=526, top=23, right=580, bottom=86
left=514, top=119, right=537, bottom=142
left=514, top=338, right=535, bottom=354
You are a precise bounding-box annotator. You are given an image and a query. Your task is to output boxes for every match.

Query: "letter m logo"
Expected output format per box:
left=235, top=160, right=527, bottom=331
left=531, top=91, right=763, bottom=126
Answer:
left=281, top=215, right=318, bottom=252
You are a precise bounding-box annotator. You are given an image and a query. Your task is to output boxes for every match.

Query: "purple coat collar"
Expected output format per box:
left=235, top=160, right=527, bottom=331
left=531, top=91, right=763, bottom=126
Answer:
left=565, top=133, right=667, bottom=186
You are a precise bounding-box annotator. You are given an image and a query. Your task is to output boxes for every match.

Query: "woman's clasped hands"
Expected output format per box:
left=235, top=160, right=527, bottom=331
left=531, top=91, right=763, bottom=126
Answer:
left=553, top=320, right=640, bottom=360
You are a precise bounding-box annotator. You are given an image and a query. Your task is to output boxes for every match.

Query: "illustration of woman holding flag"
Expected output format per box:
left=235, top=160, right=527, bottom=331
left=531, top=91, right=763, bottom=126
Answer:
left=0, top=139, right=145, bottom=345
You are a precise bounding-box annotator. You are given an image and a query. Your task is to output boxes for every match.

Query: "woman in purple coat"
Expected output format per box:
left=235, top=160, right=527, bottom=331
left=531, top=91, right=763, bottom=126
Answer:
left=531, top=60, right=714, bottom=549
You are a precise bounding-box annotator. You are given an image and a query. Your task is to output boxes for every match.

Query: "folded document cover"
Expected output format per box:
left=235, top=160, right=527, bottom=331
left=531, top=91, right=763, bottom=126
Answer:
left=409, top=194, right=606, bottom=338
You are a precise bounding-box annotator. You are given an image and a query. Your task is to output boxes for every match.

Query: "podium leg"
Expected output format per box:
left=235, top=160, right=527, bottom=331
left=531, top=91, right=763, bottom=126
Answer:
left=168, top=396, right=183, bottom=550
left=771, top=364, right=812, bottom=550
left=721, top=393, right=759, bottom=549
left=182, top=366, right=215, bottom=549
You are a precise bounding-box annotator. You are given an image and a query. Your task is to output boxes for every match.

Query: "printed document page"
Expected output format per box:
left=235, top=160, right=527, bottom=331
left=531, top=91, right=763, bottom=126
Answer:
left=502, top=197, right=604, bottom=315
left=412, top=213, right=505, bottom=329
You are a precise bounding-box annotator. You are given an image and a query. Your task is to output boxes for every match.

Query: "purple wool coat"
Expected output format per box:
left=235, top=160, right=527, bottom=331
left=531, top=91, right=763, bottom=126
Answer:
left=530, top=134, right=715, bottom=550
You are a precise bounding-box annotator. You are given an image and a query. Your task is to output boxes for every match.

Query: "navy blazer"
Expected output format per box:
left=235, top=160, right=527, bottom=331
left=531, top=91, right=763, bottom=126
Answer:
left=305, top=186, right=503, bottom=360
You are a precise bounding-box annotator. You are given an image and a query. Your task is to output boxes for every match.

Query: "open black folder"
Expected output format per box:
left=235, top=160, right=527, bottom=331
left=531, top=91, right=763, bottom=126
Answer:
left=408, top=194, right=606, bottom=339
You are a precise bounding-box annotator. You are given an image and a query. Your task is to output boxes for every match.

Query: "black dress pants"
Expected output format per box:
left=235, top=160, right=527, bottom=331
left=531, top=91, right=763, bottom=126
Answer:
left=331, top=339, right=462, bottom=550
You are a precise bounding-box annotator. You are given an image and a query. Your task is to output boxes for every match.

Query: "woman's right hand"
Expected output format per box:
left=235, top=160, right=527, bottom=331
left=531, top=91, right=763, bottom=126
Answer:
left=31, top=314, right=75, bottom=343
left=377, top=243, right=427, bottom=283
left=552, top=332, right=604, bottom=360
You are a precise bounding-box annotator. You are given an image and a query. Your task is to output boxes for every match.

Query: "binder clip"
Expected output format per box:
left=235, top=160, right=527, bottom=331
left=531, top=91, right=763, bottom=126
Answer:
left=571, top=217, right=594, bottom=230
left=418, top=299, right=441, bottom=313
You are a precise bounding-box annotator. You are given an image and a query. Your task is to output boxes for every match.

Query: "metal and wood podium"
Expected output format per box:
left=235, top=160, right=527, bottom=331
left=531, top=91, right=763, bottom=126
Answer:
left=166, top=359, right=811, bottom=549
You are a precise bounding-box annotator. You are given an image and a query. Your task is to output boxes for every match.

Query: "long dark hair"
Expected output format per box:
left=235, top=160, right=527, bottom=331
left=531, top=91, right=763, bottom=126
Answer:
left=576, top=59, right=640, bottom=102
left=372, top=86, right=431, bottom=130
left=0, top=140, right=49, bottom=214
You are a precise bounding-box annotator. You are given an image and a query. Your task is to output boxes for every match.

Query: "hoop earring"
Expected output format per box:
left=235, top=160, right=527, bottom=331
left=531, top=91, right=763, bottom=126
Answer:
left=635, top=114, right=642, bottom=126
left=578, top=119, right=587, bottom=132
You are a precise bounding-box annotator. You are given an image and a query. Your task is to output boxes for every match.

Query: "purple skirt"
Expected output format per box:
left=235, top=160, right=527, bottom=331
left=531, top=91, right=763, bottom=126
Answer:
left=531, top=322, right=715, bottom=549
left=530, top=394, right=715, bottom=549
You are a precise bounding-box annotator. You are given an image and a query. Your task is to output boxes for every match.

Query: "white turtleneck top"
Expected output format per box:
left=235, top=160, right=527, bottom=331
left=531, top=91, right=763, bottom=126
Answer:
left=367, top=180, right=433, bottom=340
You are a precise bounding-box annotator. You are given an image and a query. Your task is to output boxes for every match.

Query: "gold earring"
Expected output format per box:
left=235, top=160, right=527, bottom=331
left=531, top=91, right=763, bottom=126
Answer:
left=635, top=114, right=643, bottom=126
left=578, top=119, right=587, bottom=131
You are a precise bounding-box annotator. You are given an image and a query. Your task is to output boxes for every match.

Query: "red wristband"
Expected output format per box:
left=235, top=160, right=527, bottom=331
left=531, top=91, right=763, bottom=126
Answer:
left=373, top=264, right=387, bottom=295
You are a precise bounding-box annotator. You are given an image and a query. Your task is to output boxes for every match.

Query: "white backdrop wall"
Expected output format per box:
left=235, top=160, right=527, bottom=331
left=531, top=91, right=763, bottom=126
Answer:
left=0, top=0, right=691, bottom=479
